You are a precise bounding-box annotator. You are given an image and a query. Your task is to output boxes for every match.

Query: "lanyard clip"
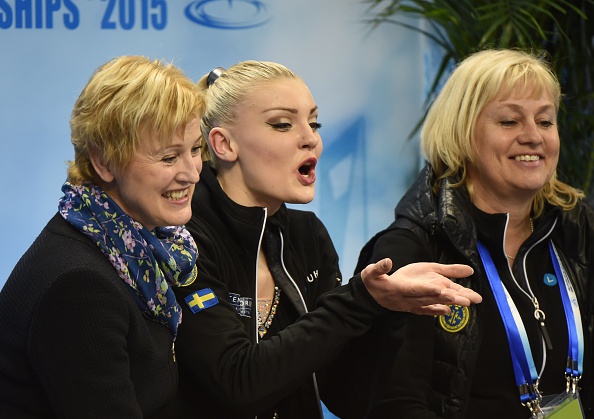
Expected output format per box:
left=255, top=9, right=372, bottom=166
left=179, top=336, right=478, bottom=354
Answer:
left=521, top=382, right=543, bottom=418
left=565, top=373, right=582, bottom=394
left=527, top=399, right=544, bottom=418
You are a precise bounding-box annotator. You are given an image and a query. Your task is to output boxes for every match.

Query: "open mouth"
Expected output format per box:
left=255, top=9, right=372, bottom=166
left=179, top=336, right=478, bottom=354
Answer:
left=298, top=157, right=318, bottom=179
left=299, top=162, right=313, bottom=177
left=297, top=158, right=317, bottom=184
left=163, top=189, right=188, bottom=201
left=513, top=155, right=540, bottom=161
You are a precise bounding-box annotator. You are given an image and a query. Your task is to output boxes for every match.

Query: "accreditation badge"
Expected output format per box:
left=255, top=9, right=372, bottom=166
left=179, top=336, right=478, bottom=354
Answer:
left=539, top=391, right=585, bottom=418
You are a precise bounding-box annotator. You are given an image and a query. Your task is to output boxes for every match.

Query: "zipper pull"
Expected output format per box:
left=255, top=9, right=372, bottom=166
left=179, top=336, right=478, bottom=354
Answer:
left=538, top=320, right=553, bottom=351
left=533, top=299, right=553, bottom=350
left=172, top=342, right=176, bottom=363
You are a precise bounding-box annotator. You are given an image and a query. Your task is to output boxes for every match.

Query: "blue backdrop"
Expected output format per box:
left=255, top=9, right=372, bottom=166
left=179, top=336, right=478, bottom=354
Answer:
left=1, top=2, right=430, bottom=417
left=1, top=0, right=427, bottom=284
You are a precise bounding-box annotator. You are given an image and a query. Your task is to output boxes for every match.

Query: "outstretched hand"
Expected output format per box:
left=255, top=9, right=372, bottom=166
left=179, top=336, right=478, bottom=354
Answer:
left=360, top=258, right=481, bottom=315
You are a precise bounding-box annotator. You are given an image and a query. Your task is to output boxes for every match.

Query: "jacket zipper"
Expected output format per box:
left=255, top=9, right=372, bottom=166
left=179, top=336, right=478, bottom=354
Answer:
left=277, top=231, right=325, bottom=419
left=505, top=215, right=557, bottom=374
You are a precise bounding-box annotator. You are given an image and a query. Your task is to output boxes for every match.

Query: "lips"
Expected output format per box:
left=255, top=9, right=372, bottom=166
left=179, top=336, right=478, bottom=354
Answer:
left=163, top=189, right=189, bottom=201
left=298, top=157, right=317, bottom=184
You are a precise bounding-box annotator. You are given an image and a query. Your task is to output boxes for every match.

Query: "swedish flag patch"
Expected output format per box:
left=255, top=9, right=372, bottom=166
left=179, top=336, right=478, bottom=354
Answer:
left=184, top=288, right=219, bottom=314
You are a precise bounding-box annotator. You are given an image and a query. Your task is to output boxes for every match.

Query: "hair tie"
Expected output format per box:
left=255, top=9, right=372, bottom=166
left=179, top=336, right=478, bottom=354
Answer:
left=206, top=67, right=225, bottom=87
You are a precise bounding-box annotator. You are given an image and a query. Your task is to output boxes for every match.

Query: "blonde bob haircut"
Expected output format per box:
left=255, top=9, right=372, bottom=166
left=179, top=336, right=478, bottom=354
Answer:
left=68, top=55, right=204, bottom=184
left=198, top=60, right=299, bottom=166
left=421, top=48, right=583, bottom=217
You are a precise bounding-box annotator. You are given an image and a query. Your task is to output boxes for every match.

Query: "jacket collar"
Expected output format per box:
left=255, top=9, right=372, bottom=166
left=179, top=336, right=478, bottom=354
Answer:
left=395, top=163, right=563, bottom=264
left=198, top=163, right=290, bottom=231
left=197, top=164, right=305, bottom=315
left=395, top=164, right=477, bottom=258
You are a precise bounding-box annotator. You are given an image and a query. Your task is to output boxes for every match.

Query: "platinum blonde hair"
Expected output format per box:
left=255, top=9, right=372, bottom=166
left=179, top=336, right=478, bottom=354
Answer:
left=197, top=60, right=299, bottom=166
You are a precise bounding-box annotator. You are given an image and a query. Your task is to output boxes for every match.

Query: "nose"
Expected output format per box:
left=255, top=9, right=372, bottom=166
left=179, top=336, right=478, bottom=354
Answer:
left=180, top=153, right=202, bottom=185
left=300, top=125, right=321, bottom=151
left=518, top=120, right=544, bottom=144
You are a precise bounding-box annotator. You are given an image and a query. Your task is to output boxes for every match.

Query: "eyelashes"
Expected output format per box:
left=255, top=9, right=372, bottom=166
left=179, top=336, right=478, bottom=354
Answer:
left=310, top=122, right=322, bottom=131
left=266, top=122, right=322, bottom=132
left=499, top=119, right=555, bottom=128
left=161, top=144, right=203, bottom=164
left=267, top=122, right=291, bottom=131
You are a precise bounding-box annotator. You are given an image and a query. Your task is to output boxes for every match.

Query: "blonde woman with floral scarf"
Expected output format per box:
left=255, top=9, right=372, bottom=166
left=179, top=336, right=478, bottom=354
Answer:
left=0, top=55, right=203, bottom=418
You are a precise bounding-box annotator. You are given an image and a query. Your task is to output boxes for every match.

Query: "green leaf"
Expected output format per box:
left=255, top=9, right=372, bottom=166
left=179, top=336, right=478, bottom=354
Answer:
left=363, top=0, right=594, bottom=195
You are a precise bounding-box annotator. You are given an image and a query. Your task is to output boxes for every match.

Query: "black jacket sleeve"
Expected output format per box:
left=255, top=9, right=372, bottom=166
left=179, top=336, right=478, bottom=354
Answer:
left=354, top=227, right=443, bottom=419
left=29, top=269, right=146, bottom=418
left=173, top=222, right=387, bottom=415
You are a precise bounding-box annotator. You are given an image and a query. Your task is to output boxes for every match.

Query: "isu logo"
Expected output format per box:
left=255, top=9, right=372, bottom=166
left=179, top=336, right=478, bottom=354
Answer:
left=185, top=0, right=271, bottom=29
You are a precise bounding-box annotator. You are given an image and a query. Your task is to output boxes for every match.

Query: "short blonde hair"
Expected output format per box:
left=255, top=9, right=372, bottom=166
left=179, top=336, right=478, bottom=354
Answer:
left=68, top=55, right=204, bottom=183
left=198, top=60, right=299, bottom=165
left=421, top=48, right=583, bottom=215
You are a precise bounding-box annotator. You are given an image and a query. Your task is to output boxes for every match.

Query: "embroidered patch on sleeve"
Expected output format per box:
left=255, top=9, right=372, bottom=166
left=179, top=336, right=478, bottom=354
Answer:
left=184, top=288, right=219, bottom=314
left=438, top=305, right=470, bottom=333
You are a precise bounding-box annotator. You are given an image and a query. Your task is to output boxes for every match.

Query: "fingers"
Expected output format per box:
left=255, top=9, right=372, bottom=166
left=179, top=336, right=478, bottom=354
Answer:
left=411, top=287, right=481, bottom=315
left=410, top=304, right=452, bottom=316
left=398, top=263, right=480, bottom=306
left=406, top=283, right=481, bottom=310
left=404, top=288, right=463, bottom=307
left=360, top=261, right=481, bottom=315
left=441, top=294, right=472, bottom=307
left=449, top=283, right=483, bottom=304
left=404, top=281, right=445, bottom=298
left=360, top=258, right=392, bottom=281
left=428, top=263, right=474, bottom=279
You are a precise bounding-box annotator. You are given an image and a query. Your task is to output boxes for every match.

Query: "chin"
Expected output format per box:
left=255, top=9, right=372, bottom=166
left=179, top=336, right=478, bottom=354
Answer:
left=288, top=197, right=315, bottom=205
left=164, top=211, right=192, bottom=228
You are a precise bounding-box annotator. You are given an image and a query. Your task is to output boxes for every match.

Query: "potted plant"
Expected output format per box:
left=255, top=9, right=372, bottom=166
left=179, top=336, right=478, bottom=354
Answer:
left=364, top=0, right=594, bottom=196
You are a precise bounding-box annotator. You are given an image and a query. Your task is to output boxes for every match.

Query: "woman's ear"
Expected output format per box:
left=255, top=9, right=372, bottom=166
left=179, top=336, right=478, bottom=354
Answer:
left=209, top=127, right=238, bottom=162
left=89, top=148, right=115, bottom=183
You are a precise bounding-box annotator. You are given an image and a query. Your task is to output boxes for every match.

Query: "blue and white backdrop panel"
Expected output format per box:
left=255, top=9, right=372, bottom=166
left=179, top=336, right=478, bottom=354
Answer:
left=0, top=0, right=426, bottom=292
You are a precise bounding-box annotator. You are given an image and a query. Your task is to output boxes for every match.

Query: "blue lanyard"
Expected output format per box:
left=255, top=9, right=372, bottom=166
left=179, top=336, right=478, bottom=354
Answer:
left=549, top=242, right=584, bottom=379
left=476, top=240, right=583, bottom=406
left=477, top=241, right=538, bottom=403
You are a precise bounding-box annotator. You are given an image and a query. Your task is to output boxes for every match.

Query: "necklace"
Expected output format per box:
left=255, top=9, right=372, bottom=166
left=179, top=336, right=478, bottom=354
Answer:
left=506, top=217, right=534, bottom=260
left=257, top=286, right=281, bottom=338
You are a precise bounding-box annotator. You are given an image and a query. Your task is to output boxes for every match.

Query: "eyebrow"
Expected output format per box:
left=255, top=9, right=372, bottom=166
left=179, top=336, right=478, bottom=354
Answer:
left=498, top=101, right=555, bottom=113
left=263, top=106, right=318, bottom=115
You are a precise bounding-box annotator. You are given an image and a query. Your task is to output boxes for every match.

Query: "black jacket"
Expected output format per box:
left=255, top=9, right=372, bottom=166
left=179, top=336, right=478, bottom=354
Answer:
left=356, top=164, right=594, bottom=419
left=0, top=213, right=178, bottom=418
left=173, top=164, right=388, bottom=419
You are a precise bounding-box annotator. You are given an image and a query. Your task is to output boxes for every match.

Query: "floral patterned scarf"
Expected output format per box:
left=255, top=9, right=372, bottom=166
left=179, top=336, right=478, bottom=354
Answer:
left=58, top=182, right=198, bottom=338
